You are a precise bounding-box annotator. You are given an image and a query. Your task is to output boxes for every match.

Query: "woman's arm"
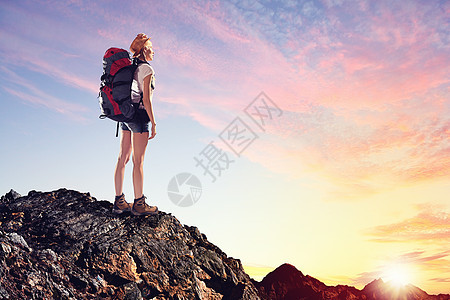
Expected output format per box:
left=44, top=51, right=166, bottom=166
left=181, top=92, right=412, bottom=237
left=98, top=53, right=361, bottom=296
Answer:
left=142, top=74, right=156, bottom=139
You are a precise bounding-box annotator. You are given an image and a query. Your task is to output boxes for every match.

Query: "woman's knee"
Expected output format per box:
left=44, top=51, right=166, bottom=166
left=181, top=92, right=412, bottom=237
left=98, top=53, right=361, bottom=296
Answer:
left=132, top=154, right=145, bottom=167
left=117, top=153, right=131, bottom=166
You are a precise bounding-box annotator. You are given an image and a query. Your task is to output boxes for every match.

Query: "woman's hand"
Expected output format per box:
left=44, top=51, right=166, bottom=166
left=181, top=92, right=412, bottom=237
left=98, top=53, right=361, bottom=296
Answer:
left=149, top=123, right=156, bottom=140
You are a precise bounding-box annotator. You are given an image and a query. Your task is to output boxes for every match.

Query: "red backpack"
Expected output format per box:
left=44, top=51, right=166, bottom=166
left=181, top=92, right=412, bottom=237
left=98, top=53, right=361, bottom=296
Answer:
left=98, top=48, right=149, bottom=136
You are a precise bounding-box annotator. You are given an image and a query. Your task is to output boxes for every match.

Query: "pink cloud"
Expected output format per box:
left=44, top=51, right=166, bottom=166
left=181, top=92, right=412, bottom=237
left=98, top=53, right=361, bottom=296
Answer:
left=0, top=27, right=99, bottom=95
left=176, top=0, right=252, bottom=44
left=24, top=57, right=99, bottom=95
left=236, top=88, right=449, bottom=198
left=5, top=87, right=88, bottom=122
left=277, top=0, right=450, bottom=112
left=1, top=66, right=89, bottom=122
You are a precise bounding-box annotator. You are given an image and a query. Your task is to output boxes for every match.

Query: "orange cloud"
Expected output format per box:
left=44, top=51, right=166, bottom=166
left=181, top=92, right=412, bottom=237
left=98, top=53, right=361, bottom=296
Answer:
left=366, top=208, right=450, bottom=243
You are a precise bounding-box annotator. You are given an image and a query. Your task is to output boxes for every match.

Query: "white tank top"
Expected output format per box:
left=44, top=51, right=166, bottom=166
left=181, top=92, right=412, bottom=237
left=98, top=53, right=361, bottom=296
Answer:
left=131, top=63, right=154, bottom=109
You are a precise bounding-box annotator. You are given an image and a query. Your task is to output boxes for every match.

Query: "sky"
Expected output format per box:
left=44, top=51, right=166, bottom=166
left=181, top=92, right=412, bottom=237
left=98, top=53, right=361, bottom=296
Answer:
left=0, top=0, right=449, bottom=295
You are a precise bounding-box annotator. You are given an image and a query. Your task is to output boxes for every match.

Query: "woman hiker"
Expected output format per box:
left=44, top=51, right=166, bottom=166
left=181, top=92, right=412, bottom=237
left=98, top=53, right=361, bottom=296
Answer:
left=112, top=33, right=158, bottom=216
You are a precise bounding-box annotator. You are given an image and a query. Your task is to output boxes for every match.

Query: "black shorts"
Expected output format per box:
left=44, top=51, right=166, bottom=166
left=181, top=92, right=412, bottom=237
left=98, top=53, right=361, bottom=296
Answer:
left=120, top=109, right=150, bottom=133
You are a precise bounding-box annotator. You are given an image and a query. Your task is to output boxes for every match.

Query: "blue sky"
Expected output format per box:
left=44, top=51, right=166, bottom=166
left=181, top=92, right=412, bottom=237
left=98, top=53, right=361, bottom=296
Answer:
left=1, top=0, right=449, bottom=294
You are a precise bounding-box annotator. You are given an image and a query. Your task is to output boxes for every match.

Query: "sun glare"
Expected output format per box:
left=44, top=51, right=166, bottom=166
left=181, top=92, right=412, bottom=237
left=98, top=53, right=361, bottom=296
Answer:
left=382, top=264, right=411, bottom=287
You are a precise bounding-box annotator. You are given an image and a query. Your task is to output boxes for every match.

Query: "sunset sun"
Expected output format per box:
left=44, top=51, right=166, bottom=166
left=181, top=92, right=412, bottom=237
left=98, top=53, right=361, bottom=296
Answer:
left=382, top=264, right=411, bottom=287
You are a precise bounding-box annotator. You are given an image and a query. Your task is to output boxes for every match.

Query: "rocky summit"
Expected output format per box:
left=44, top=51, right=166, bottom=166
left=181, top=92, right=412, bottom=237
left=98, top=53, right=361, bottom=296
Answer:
left=0, top=189, right=259, bottom=299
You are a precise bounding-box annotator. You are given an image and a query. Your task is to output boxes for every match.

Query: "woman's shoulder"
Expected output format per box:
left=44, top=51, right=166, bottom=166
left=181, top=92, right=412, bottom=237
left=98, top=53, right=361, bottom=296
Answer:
left=137, top=63, right=154, bottom=75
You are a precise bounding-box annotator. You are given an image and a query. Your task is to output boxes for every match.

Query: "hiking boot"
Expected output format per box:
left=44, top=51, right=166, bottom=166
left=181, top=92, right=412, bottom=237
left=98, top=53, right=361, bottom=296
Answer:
left=132, top=195, right=158, bottom=216
left=112, top=194, right=132, bottom=214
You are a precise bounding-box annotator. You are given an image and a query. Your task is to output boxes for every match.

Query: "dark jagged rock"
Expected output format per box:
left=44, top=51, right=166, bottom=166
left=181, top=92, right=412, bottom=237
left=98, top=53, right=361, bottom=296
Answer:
left=255, top=264, right=450, bottom=300
left=0, top=189, right=259, bottom=299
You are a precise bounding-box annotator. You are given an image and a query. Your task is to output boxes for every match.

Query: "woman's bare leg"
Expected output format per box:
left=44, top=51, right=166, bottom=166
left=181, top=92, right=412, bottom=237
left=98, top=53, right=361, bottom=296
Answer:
left=114, top=130, right=132, bottom=197
left=131, top=132, right=149, bottom=199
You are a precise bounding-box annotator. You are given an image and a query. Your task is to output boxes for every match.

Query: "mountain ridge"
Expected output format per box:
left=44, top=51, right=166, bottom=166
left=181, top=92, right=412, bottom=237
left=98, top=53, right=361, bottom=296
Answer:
left=255, top=263, right=449, bottom=299
left=0, top=188, right=448, bottom=300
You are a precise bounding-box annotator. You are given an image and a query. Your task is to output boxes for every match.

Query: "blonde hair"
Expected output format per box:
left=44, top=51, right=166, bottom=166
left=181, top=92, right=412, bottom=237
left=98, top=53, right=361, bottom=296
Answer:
left=130, top=33, right=151, bottom=58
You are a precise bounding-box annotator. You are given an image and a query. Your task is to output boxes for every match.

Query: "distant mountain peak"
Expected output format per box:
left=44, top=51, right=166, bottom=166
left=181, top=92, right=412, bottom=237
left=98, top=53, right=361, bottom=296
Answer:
left=264, top=263, right=305, bottom=282
left=363, top=278, right=385, bottom=289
